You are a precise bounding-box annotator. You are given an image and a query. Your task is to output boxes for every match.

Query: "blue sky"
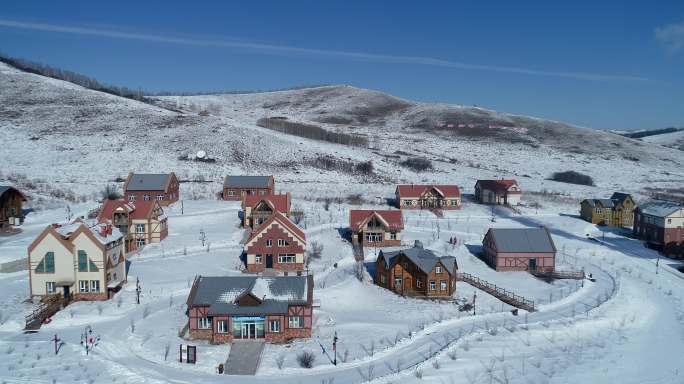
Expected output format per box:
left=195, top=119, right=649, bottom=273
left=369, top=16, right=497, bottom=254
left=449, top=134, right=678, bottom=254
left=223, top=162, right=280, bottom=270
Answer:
left=1, top=1, right=683, bottom=130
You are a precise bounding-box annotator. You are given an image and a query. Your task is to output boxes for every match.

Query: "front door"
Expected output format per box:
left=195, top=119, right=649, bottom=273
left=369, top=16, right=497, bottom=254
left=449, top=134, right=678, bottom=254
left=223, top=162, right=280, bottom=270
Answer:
left=266, top=254, right=273, bottom=268
left=241, top=322, right=257, bottom=339
left=528, top=258, right=537, bottom=271
left=63, top=286, right=70, bottom=300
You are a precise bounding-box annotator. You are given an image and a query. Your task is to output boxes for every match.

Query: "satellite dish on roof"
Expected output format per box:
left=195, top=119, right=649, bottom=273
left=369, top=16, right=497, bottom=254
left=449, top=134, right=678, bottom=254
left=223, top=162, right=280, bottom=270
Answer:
left=196, top=150, right=206, bottom=159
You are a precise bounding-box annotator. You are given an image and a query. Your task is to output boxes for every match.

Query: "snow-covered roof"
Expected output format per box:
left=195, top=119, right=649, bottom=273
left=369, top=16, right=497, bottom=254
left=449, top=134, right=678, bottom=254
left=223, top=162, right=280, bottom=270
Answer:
left=637, top=200, right=684, bottom=217
left=379, top=240, right=457, bottom=275
left=53, top=219, right=123, bottom=245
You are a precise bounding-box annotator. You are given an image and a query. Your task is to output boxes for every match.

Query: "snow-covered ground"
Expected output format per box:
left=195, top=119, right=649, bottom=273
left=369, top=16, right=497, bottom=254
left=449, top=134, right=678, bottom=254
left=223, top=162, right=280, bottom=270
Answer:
left=1, top=198, right=683, bottom=383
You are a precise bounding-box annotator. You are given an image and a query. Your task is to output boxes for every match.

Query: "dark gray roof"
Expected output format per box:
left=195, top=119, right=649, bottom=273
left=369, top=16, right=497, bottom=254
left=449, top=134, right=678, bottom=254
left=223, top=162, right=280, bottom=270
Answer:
left=126, top=173, right=171, bottom=191
left=379, top=242, right=458, bottom=275
left=190, top=275, right=309, bottom=316
left=0, top=185, right=26, bottom=200
left=583, top=199, right=614, bottom=208
left=638, top=200, right=683, bottom=217
left=488, top=227, right=556, bottom=253
left=224, top=175, right=272, bottom=188
left=610, top=192, right=632, bottom=204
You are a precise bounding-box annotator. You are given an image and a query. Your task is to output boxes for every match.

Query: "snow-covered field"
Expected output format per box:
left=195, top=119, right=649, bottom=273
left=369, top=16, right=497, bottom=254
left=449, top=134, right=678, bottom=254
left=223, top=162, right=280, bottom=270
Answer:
left=1, top=197, right=683, bottom=384
left=2, top=61, right=684, bottom=383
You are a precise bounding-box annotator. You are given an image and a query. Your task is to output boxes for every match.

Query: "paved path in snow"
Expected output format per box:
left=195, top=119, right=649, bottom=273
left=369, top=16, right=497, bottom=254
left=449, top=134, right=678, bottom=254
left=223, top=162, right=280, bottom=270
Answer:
left=225, top=341, right=265, bottom=375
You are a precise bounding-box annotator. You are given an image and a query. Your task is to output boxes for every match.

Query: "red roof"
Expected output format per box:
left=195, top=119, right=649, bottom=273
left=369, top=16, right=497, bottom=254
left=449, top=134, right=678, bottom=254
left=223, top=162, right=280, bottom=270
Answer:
left=246, top=212, right=305, bottom=244
left=349, top=210, right=404, bottom=232
left=476, top=179, right=520, bottom=193
left=97, top=199, right=160, bottom=222
left=242, top=194, right=291, bottom=213
left=395, top=185, right=460, bottom=199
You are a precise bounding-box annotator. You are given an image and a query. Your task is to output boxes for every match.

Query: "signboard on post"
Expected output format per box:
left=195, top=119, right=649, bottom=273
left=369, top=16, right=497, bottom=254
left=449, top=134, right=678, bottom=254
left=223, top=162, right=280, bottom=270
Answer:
left=179, top=344, right=196, bottom=364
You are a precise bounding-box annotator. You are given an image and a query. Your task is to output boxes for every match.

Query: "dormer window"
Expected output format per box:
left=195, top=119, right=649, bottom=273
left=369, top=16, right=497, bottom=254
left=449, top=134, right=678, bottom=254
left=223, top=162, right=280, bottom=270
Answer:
left=435, top=266, right=443, bottom=274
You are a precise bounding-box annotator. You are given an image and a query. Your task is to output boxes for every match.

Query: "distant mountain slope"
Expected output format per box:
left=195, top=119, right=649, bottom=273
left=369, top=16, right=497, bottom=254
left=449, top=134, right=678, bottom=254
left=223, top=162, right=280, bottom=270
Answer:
left=1, top=61, right=683, bottom=204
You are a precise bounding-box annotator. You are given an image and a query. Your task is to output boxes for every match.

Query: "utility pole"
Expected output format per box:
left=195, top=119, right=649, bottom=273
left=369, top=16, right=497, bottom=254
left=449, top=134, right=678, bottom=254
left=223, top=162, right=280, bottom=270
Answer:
left=333, top=331, right=338, bottom=366
left=472, top=292, right=477, bottom=316
left=136, top=277, right=141, bottom=305
left=53, top=334, right=61, bottom=355
left=199, top=229, right=206, bottom=247
left=656, top=257, right=660, bottom=275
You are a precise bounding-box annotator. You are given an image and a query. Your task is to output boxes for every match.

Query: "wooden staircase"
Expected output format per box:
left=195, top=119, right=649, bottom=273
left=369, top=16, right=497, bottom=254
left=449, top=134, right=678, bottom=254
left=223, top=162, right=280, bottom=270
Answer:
left=24, top=294, right=68, bottom=332
left=457, top=272, right=535, bottom=312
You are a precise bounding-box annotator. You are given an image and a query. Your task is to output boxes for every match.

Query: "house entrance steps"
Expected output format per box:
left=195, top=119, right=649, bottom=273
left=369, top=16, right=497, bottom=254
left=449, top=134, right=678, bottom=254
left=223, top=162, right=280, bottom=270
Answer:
left=457, top=272, right=536, bottom=312
left=224, top=340, right=265, bottom=375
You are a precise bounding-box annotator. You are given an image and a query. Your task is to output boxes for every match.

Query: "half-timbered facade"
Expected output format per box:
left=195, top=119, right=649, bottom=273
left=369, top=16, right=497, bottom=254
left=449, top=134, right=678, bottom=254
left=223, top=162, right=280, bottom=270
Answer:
left=223, top=175, right=275, bottom=201
left=28, top=219, right=127, bottom=301
left=580, top=192, right=635, bottom=227
left=243, top=212, right=306, bottom=273
left=395, top=185, right=461, bottom=210
left=0, top=185, right=27, bottom=229
left=633, top=200, right=684, bottom=257
left=186, top=274, right=313, bottom=343
left=97, top=199, right=168, bottom=252
left=350, top=210, right=404, bottom=247
left=482, top=227, right=556, bottom=272
left=375, top=241, right=457, bottom=298
left=241, top=194, right=291, bottom=230
left=475, top=179, right=522, bottom=205
left=123, top=172, right=180, bottom=206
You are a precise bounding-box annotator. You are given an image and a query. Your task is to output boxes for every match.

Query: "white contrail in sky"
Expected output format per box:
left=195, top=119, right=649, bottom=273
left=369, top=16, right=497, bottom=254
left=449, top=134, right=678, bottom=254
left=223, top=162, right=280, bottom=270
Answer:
left=0, top=18, right=650, bottom=83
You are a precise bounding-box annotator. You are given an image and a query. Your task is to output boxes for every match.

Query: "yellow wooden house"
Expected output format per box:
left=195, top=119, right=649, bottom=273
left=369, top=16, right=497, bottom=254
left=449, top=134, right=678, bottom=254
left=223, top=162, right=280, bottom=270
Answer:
left=580, top=192, right=635, bottom=228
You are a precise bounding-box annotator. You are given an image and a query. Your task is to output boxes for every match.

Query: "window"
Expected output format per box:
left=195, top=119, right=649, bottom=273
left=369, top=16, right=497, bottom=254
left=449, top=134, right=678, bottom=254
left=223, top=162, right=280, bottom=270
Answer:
left=390, top=232, right=397, bottom=240
left=79, top=280, right=89, bottom=293
left=259, top=190, right=267, bottom=195
left=435, top=266, right=443, bottom=274
left=256, top=218, right=264, bottom=225
left=288, top=316, right=303, bottom=329
left=78, top=251, right=88, bottom=272
left=128, top=195, right=136, bottom=202
left=136, top=239, right=146, bottom=247
left=197, top=317, right=212, bottom=329
left=667, top=218, right=672, bottom=224
left=35, top=252, right=55, bottom=273
left=417, top=279, right=422, bottom=288
left=136, top=224, right=145, bottom=233
left=429, top=281, right=436, bottom=291
left=405, top=200, right=413, bottom=206
left=394, top=277, right=402, bottom=288
left=143, top=194, right=150, bottom=201
left=440, top=280, right=447, bottom=291
left=157, top=194, right=164, bottom=201
left=255, top=254, right=262, bottom=263
left=217, top=320, right=228, bottom=333
left=46, top=282, right=56, bottom=294
left=266, top=239, right=273, bottom=247
left=278, top=254, right=296, bottom=263
left=228, top=190, right=235, bottom=196
left=277, top=239, right=289, bottom=247
left=89, top=259, right=99, bottom=272
left=451, top=200, right=459, bottom=206
left=380, top=274, right=387, bottom=284
left=269, top=320, right=280, bottom=333
left=90, top=280, right=100, bottom=292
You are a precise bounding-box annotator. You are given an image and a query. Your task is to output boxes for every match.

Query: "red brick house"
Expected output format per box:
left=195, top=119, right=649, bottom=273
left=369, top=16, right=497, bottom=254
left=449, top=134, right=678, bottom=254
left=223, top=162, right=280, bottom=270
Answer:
left=375, top=240, right=457, bottom=298
left=241, top=194, right=291, bottom=230
left=243, top=212, right=306, bottom=273
left=0, top=185, right=27, bottom=229
left=223, top=176, right=275, bottom=201
left=633, top=200, right=684, bottom=257
left=350, top=210, right=403, bottom=247
left=186, top=274, right=313, bottom=343
left=482, top=227, right=555, bottom=272
left=475, top=179, right=522, bottom=205
left=97, top=199, right=168, bottom=252
left=123, top=172, right=179, bottom=206
left=395, top=185, right=461, bottom=210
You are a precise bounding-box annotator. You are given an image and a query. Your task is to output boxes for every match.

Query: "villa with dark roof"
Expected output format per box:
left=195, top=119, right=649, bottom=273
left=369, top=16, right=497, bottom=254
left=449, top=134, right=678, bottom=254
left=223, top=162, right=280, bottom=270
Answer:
left=580, top=192, right=635, bottom=227
left=375, top=240, right=457, bottom=298
left=482, top=227, right=556, bottom=272
left=123, top=172, right=179, bottom=206
left=223, top=175, right=275, bottom=201
left=186, top=274, right=313, bottom=343
left=474, top=179, right=522, bottom=205
left=0, top=185, right=27, bottom=229
left=633, top=200, right=684, bottom=257
left=395, top=184, right=461, bottom=210
left=349, top=210, right=404, bottom=247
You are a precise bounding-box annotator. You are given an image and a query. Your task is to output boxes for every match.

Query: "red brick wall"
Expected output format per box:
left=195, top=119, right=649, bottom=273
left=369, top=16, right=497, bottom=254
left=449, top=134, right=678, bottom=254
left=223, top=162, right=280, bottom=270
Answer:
left=124, top=189, right=179, bottom=206
left=246, top=224, right=305, bottom=271
left=223, top=187, right=274, bottom=201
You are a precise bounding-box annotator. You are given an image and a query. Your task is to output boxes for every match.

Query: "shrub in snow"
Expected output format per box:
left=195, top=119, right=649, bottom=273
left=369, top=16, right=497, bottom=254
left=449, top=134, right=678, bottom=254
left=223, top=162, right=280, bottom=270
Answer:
left=164, top=342, right=171, bottom=361
left=432, top=359, right=440, bottom=369
left=142, top=305, right=150, bottom=319
left=275, top=353, right=285, bottom=369
left=448, top=350, right=457, bottom=360
left=548, top=171, right=594, bottom=186
left=296, top=350, right=315, bottom=368
left=116, top=295, right=123, bottom=308
left=97, top=304, right=103, bottom=315
left=307, top=241, right=323, bottom=261
left=340, top=349, right=349, bottom=363
left=130, top=319, right=136, bottom=333
left=400, top=157, right=433, bottom=172
left=414, top=368, right=423, bottom=379
left=101, top=184, right=121, bottom=200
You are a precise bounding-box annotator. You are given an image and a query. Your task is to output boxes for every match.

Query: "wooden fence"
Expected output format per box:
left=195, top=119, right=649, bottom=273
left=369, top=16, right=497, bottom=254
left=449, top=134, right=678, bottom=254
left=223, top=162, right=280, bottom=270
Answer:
left=24, top=295, right=68, bottom=331
left=531, top=269, right=585, bottom=280
left=457, top=272, right=535, bottom=312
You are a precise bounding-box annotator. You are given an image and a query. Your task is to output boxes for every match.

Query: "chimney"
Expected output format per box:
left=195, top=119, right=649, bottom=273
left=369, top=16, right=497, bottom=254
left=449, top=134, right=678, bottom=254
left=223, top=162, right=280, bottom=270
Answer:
left=414, top=240, right=423, bottom=249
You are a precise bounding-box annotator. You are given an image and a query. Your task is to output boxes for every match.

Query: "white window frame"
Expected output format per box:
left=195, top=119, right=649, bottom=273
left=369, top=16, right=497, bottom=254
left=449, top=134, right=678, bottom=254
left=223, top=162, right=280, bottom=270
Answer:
left=266, top=239, right=273, bottom=247
left=394, top=277, right=402, bottom=287
left=90, top=280, right=100, bottom=293
left=217, top=320, right=228, bottom=333
left=135, top=224, right=145, bottom=233
left=416, top=279, right=422, bottom=288
left=435, top=266, right=443, bottom=274
left=277, top=239, right=289, bottom=247
left=288, top=316, right=303, bottom=329
left=429, top=281, right=436, bottom=291
left=390, top=232, right=397, bottom=240
left=255, top=254, right=262, bottom=263
left=156, top=194, right=164, bottom=201
left=278, top=254, right=296, bottom=263
left=46, top=281, right=56, bottom=294
left=136, top=239, right=146, bottom=247
left=79, top=280, right=89, bottom=293
left=197, top=317, right=212, bottom=330
left=440, top=280, right=447, bottom=291
left=269, top=320, right=280, bottom=333
left=128, top=195, right=136, bottom=202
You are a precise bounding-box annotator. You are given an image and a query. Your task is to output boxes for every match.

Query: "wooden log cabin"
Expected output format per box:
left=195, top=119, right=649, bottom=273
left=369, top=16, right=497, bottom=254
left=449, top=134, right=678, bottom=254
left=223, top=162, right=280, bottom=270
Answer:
left=0, top=185, right=27, bottom=229
left=482, top=227, right=556, bottom=272
left=123, top=172, right=180, bottom=206
left=349, top=210, right=404, bottom=247
left=395, top=184, right=461, bottom=210
left=186, top=274, right=313, bottom=343
left=223, top=176, right=275, bottom=201
left=375, top=240, right=457, bottom=298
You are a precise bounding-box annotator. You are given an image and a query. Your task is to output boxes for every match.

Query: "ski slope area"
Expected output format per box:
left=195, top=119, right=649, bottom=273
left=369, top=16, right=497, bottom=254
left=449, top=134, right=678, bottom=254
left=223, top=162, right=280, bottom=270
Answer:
left=0, top=198, right=683, bottom=384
